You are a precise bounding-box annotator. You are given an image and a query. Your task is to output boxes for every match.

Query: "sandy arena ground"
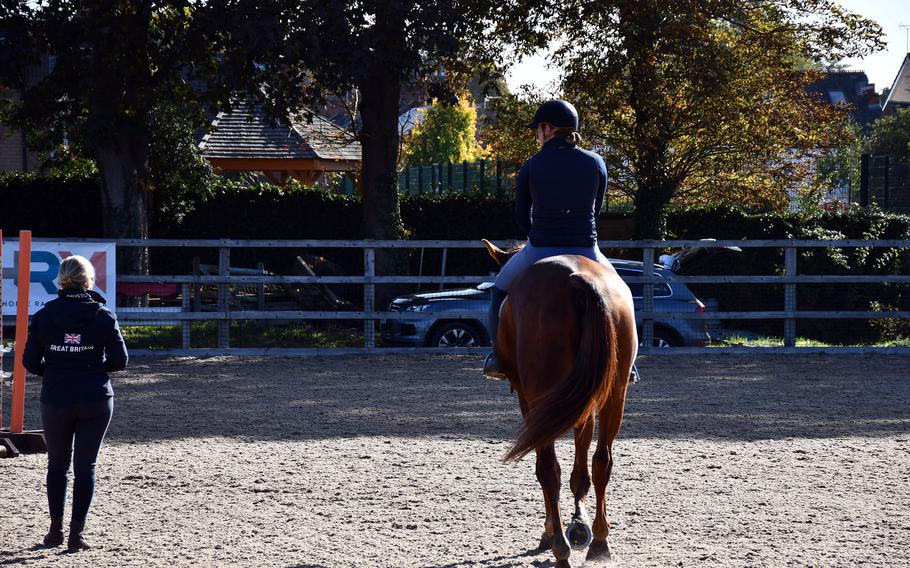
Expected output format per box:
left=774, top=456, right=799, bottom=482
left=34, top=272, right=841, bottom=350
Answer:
left=0, top=354, right=908, bottom=567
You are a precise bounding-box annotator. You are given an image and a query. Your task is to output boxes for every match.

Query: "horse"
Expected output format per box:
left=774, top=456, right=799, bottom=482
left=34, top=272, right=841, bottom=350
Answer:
left=482, top=239, right=638, bottom=567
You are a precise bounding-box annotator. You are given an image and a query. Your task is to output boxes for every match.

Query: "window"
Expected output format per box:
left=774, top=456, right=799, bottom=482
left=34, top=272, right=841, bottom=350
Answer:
left=616, top=269, right=672, bottom=298
left=828, top=90, right=846, bottom=104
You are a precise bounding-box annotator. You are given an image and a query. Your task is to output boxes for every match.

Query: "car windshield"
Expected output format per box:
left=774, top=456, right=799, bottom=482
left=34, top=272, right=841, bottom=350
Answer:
left=615, top=268, right=672, bottom=298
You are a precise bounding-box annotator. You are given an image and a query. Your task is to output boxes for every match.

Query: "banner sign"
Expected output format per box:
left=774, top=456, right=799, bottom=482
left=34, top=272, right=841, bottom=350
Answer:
left=1, top=241, right=116, bottom=316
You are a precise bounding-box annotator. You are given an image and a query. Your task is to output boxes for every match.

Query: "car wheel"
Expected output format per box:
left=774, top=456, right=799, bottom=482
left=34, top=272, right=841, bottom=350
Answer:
left=430, top=322, right=485, bottom=348
left=641, top=327, right=682, bottom=348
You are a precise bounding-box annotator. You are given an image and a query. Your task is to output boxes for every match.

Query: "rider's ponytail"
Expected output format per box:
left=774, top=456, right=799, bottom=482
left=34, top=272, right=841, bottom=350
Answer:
left=553, top=127, right=582, bottom=146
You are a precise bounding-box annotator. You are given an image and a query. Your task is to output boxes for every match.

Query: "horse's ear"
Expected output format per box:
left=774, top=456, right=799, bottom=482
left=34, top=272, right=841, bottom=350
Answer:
left=482, top=239, right=509, bottom=267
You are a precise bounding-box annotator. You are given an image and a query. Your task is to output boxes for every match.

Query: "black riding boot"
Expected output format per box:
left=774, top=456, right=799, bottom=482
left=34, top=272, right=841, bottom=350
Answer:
left=483, top=287, right=508, bottom=378
left=67, top=521, right=90, bottom=552
left=43, top=517, right=64, bottom=547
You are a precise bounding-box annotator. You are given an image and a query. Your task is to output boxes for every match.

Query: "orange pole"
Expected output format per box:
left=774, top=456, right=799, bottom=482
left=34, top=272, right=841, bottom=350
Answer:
left=10, top=230, right=31, bottom=433
left=0, top=228, right=4, bottom=430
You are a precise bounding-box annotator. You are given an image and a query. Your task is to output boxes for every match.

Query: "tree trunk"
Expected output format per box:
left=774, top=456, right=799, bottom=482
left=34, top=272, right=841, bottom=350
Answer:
left=621, top=1, right=676, bottom=240
left=95, top=134, right=151, bottom=276
left=632, top=184, right=673, bottom=239
left=358, top=68, right=404, bottom=242
left=357, top=42, right=407, bottom=305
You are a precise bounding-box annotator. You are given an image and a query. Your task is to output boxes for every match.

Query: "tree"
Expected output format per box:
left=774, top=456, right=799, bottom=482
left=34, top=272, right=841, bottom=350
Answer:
left=505, top=0, right=883, bottom=237
left=811, top=120, right=862, bottom=204
left=0, top=1, right=241, bottom=272
left=226, top=0, right=506, bottom=244
left=479, top=87, right=545, bottom=165
left=866, top=107, right=910, bottom=201
left=401, top=95, right=486, bottom=166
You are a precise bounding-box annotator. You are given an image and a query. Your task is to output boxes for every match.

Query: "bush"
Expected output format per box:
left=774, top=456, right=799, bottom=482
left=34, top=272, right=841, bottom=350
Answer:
left=666, top=205, right=910, bottom=343
left=0, top=171, right=104, bottom=238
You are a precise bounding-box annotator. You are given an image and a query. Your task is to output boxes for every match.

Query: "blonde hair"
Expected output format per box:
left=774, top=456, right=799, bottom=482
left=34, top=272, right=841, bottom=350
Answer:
left=58, top=255, right=95, bottom=290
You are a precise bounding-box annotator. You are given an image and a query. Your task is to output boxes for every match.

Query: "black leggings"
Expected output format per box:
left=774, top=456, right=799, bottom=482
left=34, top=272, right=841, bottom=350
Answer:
left=41, top=399, right=113, bottom=523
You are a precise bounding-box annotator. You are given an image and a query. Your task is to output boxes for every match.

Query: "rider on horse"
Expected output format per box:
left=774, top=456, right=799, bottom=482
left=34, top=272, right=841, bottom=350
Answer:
left=484, top=99, right=612, bottom=378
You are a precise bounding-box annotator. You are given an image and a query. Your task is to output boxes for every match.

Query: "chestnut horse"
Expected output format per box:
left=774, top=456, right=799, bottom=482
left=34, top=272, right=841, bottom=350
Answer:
left=483, top=240, right=638, bottom=567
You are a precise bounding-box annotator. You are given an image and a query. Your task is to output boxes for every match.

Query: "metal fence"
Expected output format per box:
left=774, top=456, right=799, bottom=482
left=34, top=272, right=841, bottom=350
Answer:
left=398, top=160, right=518, bottom=195
left=861, top=154, right=910, bottom=213
left=9, top=237, right=904, bottom=357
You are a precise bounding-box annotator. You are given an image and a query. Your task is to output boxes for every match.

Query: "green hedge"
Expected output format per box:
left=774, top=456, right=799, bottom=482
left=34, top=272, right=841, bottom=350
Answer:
left=3, top=175, right=909, bottom=343
left=666, top=206, right=910, bottom=343
left=0, top=172, right=104, bottom=238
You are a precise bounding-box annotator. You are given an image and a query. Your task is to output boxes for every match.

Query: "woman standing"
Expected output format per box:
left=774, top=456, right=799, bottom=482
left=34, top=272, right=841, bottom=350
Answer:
left=23, top=255, right=128, bottom=552
left=484, top=99, right=610, bottom=378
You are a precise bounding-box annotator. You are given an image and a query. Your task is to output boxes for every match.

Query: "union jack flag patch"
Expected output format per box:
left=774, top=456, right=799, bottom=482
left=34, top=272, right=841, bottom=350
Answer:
left=64, top=334, right=82, bottom=345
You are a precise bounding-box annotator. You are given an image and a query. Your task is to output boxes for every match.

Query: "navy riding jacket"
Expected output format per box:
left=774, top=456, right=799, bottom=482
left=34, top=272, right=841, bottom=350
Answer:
left=514, top=137, right=608, bottom=247
left=22, top=288, right=128, bottom=405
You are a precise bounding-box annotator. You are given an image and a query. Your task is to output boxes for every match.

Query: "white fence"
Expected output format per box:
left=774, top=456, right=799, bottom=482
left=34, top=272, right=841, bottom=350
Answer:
left=13, top=238, right=910, bottom=356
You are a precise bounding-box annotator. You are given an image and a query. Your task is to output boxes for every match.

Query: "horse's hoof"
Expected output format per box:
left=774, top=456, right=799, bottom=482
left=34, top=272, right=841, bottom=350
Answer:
left=555, top=559, right=572, bottom=568
left=566, top=520, right=593, bottom=550
left=536, top=531, right=552, bottom=551
left=586, top=539, right=612, bottom=561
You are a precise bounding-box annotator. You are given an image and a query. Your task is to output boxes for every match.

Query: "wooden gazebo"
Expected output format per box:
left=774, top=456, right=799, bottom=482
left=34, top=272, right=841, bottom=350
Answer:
left=199, top=101, right=361, bottom=186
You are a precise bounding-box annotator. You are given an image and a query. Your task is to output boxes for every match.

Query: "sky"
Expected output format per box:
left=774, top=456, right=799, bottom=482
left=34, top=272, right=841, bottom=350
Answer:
left=506, top=0, right=909, bottom=95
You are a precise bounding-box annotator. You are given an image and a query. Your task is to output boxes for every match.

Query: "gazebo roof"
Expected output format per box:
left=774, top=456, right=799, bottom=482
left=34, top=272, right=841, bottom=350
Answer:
left=199, top=101, right=361, bottom=162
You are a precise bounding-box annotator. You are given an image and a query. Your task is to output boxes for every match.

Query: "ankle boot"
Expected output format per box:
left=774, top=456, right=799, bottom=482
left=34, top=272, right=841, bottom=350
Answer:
left=43, top=517, right=64, bottom=547
left=483, top=348, right=506, bottom=379
left=67, top=521, right=90, bottom=552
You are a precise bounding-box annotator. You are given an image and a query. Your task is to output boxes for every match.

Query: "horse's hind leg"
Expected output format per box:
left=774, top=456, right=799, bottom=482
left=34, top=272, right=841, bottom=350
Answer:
left=567, top=415, right=595, bottom=549
left=536, top=444, right=572, bottom=567
left=587, top=387, right=628, bottom=562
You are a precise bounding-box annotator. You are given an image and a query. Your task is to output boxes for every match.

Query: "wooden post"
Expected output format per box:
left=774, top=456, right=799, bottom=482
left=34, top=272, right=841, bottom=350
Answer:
left=439, top=248, right=448, bottom=291
left=462, top=161, right=468, bottom=192
left=363, top=248, right=375, bottom=351
left=784, top=246, right=797, bottom=348
left=859, top=154, right=870, bottom=207
left=181, top=283, right=191, bottom=349
left=447, top=161, right=453, bottom=191
left=192, top=256, right=202, bottom=312
left=642, top=247, right=655, bottom=349
left=256, top=261, right=266, bottom=311
left=218, top=247, right=230, bottom=349
left=496, top=160, right=502, bottom=194
left=10, top=230, right=31, bottom=433
left=479, top=161, right=486, bottom=193
left=883, top=155, right=890, bottom=211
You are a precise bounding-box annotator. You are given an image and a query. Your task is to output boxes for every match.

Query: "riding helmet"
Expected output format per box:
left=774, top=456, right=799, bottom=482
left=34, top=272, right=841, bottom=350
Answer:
left=526, top=99, right=579, bottom=129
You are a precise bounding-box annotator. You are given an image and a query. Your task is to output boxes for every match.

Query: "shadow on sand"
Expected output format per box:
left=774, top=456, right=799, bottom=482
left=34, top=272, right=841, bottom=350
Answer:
left=15, top=353, right=910, bottom=443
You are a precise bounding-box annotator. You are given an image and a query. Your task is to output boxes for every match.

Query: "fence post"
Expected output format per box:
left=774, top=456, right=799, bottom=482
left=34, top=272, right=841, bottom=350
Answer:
left=363, top=247, right=376, bottom=351
left=181, top=283, right=191, bottom=349
left=462, top=160, right=468, bottom=191
left=642, top=247, right=654, bottom=350
left=439, top=248, right=448, bottom=291
left=784, top=245, right=797, bottom=348
left=447, top=161, right=453, bottom=191
left=218, top=247, right=230, bottom=349
left=256, top=261, right=266, bottom=311
left=859, top=154, right=869, bottom=207
left=496, top=160, right=502, bottom=194
left=883, top=155, right=890, bottom=211
left=479, top=161, right=486, bottom=193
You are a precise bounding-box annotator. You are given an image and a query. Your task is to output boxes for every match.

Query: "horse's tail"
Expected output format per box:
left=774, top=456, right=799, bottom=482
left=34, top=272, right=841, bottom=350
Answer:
left=504, top=272, right=617, bottom=462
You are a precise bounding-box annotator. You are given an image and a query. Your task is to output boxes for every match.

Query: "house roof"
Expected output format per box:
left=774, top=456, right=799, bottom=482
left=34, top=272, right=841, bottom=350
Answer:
left=199, top=101, right=361, bottom=162
left=882, top=53, right=910, bottom=115
left=806, top=70, right=882, bottom=127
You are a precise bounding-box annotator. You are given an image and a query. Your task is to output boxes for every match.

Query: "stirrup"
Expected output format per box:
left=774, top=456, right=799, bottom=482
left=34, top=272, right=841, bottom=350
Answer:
left=483, top=351, right=506, bottom=379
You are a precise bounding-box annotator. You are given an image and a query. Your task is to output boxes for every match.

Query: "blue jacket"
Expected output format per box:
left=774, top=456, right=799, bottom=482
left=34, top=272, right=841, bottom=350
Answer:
left=514, top=137, right=607, bottom=247
left=22, top=288, right=128, bottom=405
